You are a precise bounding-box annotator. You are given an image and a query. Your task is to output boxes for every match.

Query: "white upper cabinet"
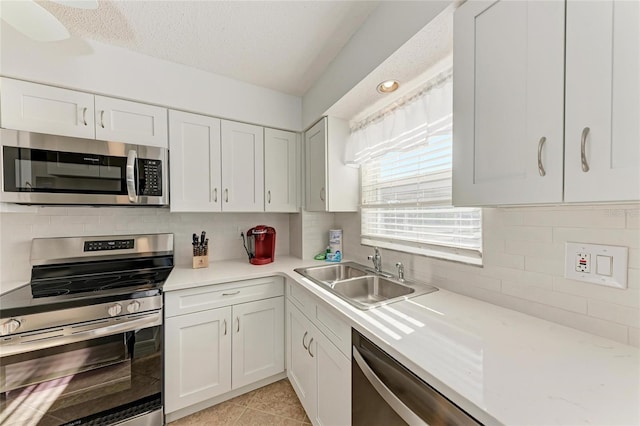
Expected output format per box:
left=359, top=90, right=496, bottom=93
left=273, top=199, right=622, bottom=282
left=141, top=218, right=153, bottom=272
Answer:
left=564, top=0, right=640, bottom=202
left=94, top=95, right=168, bottom=148
left=0, top=77, right=95, bottom=139
left=453, top=0, right=639, bottom=206
left=221, top=120, right=264, bottom=212
left=265, top=128, right=299, bottom=212
left=453, top=0, right=565, bottom=206
left=0, top=78, right=168, bottom=147
left=304, top=116, right=358, bottom=212
left=169, top=110, right=222, bottom=212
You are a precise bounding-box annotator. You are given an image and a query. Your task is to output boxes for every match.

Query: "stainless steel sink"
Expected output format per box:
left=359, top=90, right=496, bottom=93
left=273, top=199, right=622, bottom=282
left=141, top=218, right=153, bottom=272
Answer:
left=297, top=262, right=368, bottom=284
left=294, top=262, right=437, bottom=310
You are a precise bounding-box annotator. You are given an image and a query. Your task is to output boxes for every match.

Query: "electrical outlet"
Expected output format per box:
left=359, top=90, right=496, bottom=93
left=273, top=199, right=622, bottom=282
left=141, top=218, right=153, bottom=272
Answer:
left=575, top=253, right=590, bottom=272
left=565, top=242, right=628, bottom=289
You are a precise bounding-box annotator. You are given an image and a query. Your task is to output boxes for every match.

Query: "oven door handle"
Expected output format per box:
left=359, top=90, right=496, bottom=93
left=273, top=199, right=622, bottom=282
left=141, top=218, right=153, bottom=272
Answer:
left=353, top=346, right=428, bottom=426
left=1, top=312, right=162, bottom=358
left=126, top=149, right=139, bottom=203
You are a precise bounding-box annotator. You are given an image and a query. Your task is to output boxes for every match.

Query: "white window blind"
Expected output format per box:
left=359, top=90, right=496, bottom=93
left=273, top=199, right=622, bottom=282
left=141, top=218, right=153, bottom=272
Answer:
left=348, top=70, right=482, bottom=264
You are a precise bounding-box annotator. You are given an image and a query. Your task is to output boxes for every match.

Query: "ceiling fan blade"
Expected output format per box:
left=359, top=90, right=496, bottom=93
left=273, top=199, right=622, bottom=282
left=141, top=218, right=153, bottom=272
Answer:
left=50, top=0, right=99, bottom=10
left=1, top=0, right=70, bottom=42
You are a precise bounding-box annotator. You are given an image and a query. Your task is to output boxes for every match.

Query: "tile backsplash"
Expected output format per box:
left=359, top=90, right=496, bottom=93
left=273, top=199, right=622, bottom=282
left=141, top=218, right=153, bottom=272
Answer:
left=336, top=204, right=640, bottom=347
left=0, top=206, right=290, bottom=291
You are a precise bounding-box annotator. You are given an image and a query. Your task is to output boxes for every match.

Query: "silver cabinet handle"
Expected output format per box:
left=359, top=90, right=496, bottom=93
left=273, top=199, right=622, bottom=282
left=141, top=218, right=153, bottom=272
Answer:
left=236, top=317, right=240, bottom=333
left=353, top=347, right=427, bottom=426
left=308, top=338, right=314, bottom=357
left=267, top=190, right=271, bottom=204
left=225, top=189, right=229, bottom=203
left=126, top=150, right=138, bottom=203
left=99, top=110, right=105, bottom=128
left=213, top=188, right=218, bottom=203
left=82, top=107, right=88, bottom=126
left=320, top=187, right=325, bottom=202
left=538, top=136, right=547, bottom=177
left=223, top=319, right=227, bottom=336
left=581, top=127, right=590, bottom=172
left=222, top=291, right=240, bottom=296
left=302, top=331, right=309, bottom=350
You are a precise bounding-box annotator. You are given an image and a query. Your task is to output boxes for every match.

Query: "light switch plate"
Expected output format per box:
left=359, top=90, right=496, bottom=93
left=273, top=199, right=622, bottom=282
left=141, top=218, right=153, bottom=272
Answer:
left=565, top=242, right=628, bottom=289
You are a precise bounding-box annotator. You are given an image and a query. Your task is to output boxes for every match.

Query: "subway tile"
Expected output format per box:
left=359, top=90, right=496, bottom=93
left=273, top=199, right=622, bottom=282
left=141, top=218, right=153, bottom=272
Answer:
left=502, top=281, right=587, bottom=313
left=553, top=277, right=640, bottom=308
left=524, top=256, right=565, bottom=275
left=504, top=240, right=564, bottom=259
left=51, top=215, right=100, bottom=225
left=37, top=206, right=68, bottom=215
left=627, top=209, right=640, bottom=229
left=482, top=251, right=525, bottom=270
left=521, top=209, right=626, bottom=228
left=587, top=299, right=640, bottom=328
left=552, top=227, right=640, bottom=248
left=628, top=249, right=640, bottom=270
left=628, top=269, right=640, bottom=289
left=497, top=226, right=553, bottom=243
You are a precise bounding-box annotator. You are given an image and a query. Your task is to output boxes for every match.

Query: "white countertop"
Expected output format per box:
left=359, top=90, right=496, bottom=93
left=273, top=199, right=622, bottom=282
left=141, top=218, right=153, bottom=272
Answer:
left=164, top=256, right=640, bottom=425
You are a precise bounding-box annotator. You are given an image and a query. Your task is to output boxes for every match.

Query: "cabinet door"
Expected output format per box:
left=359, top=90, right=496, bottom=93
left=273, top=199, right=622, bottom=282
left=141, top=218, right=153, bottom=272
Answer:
left=264, top=128, right=298, bottom=212
left=287, top=302, right=317, bottom=418
left=165, top=307, right=232, bottom=413
left=168, top=110, right=222, bottom=212
left=452, top=0, right=565, bottom=205
left=221, top=120, right=264, bottom=212
left=564, top=0, right=640, bottom=202
left=95, top=96, right=168, bottom=148
left=0, top=77, right=95, bottom=139
left=232, top=297, right=285, bottom=389
left=314, top=332, right=351, bottom=426
left=305, top=118, right=327, bottom=211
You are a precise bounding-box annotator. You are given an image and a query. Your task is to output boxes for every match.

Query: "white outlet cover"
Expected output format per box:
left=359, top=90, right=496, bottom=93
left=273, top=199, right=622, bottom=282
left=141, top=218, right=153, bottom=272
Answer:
left=565, top=242, right=628, bottom=289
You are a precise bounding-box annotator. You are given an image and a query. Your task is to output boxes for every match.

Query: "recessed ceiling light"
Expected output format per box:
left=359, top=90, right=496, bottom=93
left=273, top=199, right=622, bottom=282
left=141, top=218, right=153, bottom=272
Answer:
left=377, top=80, right=400, bottom=94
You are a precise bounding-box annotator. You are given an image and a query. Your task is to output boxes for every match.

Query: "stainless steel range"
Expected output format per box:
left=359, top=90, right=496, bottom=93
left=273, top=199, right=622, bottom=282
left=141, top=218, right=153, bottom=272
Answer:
left=0, top=233, right=173, bottom=426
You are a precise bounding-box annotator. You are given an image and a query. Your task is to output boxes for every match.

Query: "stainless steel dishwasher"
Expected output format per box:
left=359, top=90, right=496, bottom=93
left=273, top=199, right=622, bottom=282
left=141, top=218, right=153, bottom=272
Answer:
left=352, top=329, right=482, bottom=425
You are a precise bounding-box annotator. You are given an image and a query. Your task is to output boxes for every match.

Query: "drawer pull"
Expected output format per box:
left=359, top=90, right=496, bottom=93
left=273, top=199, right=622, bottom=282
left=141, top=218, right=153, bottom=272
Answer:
left=302, top=331, right=309, bottom=350
left=308, top=338, right=314, bottom=357
left=537, top=136, right=546, bottom=177
left=222, top=291, right=240, bottom=296
left=223, top=319, right=227, bottom=335
left=82, top=107, right=88, bottom=126
left=236, top=317, right=240, bottom=333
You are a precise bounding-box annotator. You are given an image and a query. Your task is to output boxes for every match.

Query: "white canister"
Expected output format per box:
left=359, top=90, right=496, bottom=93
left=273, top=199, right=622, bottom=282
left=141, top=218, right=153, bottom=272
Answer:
left=327, top=229, right=343, bottom=262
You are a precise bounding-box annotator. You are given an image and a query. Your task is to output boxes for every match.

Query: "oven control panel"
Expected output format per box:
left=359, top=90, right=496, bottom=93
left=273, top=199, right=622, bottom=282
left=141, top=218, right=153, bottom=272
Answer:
left=84, top=239, right=135, bottom=252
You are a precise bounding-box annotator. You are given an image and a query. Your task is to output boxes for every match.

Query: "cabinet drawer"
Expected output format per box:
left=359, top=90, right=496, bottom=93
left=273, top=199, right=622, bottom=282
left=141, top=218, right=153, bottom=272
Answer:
left=166, top=276, right=284, bottom=318
left=314, top=302, right=351, bottom=358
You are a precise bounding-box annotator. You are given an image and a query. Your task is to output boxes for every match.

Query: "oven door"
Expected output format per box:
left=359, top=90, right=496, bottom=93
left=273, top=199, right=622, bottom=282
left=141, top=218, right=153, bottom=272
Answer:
left=0, top=129, right=168, bottom=206
left=0, top=312, right=163, bottom=426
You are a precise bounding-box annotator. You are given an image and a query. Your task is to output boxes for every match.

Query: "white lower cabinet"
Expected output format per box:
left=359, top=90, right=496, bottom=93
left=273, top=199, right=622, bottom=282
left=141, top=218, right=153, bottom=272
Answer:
left=165, top=306, right=232, bottom=413
left=287, top=298, right=351, bottom=426
left=165, top=277, right=285, bottom=415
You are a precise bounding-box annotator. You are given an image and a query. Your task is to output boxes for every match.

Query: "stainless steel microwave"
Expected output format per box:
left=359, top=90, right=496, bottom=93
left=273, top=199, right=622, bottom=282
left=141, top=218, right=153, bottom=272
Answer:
left=0, top=129, right=168, bottom=206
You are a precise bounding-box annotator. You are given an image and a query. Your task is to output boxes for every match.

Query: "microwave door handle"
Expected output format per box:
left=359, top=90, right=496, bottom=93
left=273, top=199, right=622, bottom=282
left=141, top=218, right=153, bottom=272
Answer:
left=126, top=149, right=138, bottom=203
left=353, top=346, right=428, bottom=426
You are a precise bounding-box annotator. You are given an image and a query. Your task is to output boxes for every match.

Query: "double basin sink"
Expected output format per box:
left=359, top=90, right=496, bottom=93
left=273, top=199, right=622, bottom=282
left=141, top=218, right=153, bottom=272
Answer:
left=294, top=261, right=438, bottom=310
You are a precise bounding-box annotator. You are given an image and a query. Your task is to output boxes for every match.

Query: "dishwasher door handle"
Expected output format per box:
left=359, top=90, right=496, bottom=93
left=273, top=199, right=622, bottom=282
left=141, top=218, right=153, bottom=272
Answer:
left=353, top=346, right=428, bottom=426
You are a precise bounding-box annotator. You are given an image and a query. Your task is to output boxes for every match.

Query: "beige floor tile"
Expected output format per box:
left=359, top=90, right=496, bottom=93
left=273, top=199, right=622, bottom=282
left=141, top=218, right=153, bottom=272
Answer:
left=247, top=380, right=307, bottom=421
left=235, top=408, right=301, bottom=426
left=168, top=400, right=246, bottom=426
left=227, top=388, right=259, bottom=407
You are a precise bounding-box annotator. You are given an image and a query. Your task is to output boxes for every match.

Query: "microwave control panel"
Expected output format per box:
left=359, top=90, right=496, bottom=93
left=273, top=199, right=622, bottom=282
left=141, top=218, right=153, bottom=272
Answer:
left=140, top=159, right=162, bottom=196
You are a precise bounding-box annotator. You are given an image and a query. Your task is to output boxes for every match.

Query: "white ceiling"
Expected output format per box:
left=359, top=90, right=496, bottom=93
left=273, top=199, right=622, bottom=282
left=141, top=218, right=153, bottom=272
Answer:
left=39, top=0, right=380, bottom=97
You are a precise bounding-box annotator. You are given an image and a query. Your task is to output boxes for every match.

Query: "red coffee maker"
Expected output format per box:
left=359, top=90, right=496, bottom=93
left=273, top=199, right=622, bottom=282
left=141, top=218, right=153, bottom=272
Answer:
left=246, top=225, right=276, bottom=265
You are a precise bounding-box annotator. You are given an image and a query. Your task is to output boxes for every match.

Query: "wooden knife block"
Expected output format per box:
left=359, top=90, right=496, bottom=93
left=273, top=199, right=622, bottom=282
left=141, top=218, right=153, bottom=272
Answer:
left=192, top=254, right=209, bottom=269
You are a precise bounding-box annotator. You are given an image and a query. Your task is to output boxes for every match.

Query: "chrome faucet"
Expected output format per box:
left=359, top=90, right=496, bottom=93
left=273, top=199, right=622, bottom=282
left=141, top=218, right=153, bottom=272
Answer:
left=395, top=262, right=405, bottom=282
left=367, top=247, right=382, bottom=273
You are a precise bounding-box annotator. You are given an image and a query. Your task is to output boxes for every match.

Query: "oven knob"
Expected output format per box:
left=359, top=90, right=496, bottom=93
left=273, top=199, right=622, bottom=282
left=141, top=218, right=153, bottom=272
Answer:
left=107, top=303, right=122, bottom=317
left=127, top=301, right=141, bottom=313
left=0, top=319, right=21, bottom=336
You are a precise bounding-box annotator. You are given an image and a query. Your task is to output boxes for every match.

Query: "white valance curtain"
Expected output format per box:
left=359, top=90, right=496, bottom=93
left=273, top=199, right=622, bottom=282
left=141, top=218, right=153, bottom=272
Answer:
left=345, top=69, right=453, bottom=166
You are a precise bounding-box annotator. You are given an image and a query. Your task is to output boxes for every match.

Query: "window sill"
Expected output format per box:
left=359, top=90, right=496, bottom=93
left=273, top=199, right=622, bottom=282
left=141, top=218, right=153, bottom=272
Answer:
left=361, top=238, right=483, bottom=267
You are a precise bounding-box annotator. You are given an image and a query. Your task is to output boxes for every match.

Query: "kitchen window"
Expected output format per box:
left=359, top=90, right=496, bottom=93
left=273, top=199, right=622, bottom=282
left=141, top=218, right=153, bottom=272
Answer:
left=346, top=69, right=482, bottom=265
